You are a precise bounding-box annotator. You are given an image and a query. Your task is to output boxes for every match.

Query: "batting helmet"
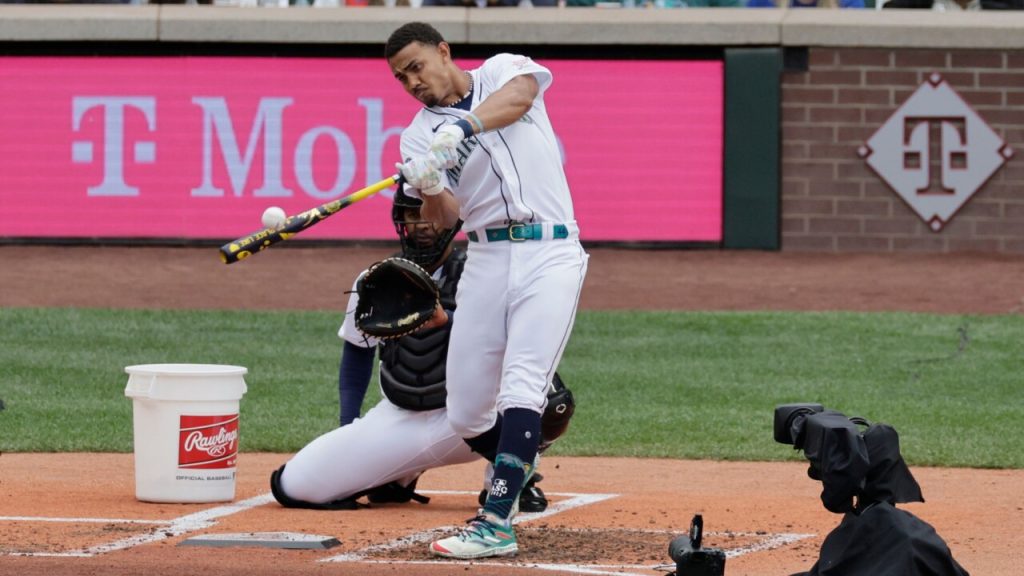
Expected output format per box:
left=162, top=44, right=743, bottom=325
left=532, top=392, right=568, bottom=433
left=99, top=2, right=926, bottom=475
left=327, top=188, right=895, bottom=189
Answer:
left=392, top=185, right=461, bottom=269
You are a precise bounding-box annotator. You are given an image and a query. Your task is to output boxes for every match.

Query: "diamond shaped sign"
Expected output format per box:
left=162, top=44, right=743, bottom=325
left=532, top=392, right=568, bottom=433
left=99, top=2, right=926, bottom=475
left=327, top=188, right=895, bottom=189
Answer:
left=858, top=73, right=1013, bottom=232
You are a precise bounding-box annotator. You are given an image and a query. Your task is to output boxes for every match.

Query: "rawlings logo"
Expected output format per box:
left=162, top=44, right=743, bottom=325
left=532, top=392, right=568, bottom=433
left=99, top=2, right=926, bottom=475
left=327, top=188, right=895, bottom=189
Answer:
left=178, top=414, right=239, bottom=469
left=183, top=428, right=237, bottom=457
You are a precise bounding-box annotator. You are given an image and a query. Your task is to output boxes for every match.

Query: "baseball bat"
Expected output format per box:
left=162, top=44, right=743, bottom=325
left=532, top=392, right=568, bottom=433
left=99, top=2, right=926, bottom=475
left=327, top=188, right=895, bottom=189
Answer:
left=219, top=174, right=402, bottom=264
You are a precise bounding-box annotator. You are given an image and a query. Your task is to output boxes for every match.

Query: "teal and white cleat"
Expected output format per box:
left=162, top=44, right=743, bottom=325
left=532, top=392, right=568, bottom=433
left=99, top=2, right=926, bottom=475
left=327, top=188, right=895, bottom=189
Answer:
left=430, top=513, right=518, bottom=559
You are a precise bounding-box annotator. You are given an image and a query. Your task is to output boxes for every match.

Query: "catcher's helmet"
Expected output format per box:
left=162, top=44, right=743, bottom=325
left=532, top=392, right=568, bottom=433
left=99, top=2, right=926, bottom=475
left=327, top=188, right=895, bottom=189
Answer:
left=392, top=185, right=461, bottom=269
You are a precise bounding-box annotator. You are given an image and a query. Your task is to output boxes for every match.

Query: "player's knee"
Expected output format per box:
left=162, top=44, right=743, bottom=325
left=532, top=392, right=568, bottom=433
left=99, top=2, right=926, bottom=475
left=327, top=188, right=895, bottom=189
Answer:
left=270, top=464, right=360, bottom=510
left=270, top=464, right=305, bottom=507
left=446, top=407, right=481, bottom=434
left=270, top=463, right=327, bottom=506
left=447, top=409, right=492, bottom=439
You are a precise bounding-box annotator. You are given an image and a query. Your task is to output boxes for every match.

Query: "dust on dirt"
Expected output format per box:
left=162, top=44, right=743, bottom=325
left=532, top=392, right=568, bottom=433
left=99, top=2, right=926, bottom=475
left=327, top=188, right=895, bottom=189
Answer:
left=1, top=245, right=1021, bottom=314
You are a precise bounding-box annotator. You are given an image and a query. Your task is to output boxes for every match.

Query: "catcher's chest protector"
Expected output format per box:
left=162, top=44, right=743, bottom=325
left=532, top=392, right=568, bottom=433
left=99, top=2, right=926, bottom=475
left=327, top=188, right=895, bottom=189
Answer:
left=378, top=250, right=466, bottom=411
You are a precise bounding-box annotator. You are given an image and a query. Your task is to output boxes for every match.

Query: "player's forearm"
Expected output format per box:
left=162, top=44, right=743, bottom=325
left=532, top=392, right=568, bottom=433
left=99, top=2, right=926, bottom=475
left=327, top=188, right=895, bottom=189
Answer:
left=421, top=189, right=461, bottom=230
left=470, top=74, right=539, bottom=133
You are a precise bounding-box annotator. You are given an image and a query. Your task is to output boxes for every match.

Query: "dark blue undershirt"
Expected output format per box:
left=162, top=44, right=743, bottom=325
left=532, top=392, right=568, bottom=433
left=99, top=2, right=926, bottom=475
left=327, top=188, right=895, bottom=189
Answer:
left=338, top=341, right=375, bottom=426
left=448, top=89, right=473, bottom=111
left=337, top=309, right=456, bottom=426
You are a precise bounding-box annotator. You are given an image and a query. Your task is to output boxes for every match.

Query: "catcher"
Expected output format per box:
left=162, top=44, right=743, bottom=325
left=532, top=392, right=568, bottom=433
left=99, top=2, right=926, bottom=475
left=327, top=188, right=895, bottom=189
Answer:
left=269, top=187, right=574, bottom=510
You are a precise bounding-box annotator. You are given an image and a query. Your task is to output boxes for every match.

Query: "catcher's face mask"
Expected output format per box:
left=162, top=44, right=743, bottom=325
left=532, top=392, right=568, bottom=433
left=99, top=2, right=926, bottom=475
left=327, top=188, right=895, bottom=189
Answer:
left=392, top=189, right=459, bottom=269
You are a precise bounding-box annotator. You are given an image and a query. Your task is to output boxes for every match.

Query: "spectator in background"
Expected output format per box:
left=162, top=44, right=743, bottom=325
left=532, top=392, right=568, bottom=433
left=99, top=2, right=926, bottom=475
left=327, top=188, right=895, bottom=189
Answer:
left=567, top=0, right=744, bottom=5
left=884, top=0, right=1023, bottom=8
left=748, top=0, right=866, bottom=6
left=883, top=0, right=976, bottom=8
left=675, top=0, right=744, bottom=5
left=0, top=0, right=143, bottom=3
left=422, top=0, right=557, bottom=5
left=799, top=0, right=866, bottom=5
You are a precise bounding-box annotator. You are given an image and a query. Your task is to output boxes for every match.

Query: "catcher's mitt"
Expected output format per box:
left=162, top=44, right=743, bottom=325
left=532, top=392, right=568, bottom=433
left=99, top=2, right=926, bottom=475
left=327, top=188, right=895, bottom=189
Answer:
left=354, top=257, right=440, bottom=339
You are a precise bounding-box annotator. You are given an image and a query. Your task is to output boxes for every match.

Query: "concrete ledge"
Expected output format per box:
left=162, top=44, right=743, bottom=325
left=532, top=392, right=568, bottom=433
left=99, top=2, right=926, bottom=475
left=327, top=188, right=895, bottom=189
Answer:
left=158, top=5, right=466, bottom=44
left=780, top=9, right=1024, bottom=50
left=2, top=5, right=1024, bottom=49
left=156, top=5, right=781, bottom=46
left=0, top=5, right=782, bottom=46
left=0, top=5, right=159, bottom=41
left=466, top=8, right=782, bottom=46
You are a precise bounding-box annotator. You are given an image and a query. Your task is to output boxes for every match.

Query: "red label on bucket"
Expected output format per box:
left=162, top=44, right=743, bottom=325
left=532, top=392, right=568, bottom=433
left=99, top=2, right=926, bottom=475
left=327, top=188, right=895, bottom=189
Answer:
left=178, top=414, right=239, bottom=469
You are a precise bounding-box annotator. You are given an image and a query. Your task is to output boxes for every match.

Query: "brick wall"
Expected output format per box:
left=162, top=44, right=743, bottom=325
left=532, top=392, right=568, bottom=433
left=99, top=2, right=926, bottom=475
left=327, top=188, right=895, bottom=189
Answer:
left=781, top=48, right=1024, bottom=253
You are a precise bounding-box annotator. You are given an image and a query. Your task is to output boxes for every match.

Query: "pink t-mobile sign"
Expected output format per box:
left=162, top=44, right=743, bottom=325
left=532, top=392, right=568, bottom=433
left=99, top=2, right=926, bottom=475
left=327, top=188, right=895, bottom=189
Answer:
left=0, top=57, right=722, bottom=242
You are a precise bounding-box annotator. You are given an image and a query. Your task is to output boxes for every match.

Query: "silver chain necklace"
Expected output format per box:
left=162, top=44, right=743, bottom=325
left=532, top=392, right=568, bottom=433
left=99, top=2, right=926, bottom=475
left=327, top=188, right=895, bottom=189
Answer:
left=449, top=72, right=473, bottom=107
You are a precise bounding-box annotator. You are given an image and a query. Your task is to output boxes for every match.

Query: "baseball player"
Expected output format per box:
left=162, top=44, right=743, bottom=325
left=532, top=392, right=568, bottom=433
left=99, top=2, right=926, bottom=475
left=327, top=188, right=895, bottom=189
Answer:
left=268, top=187, right=574, bottom=511
left=335, top=187, right=462, bottom=428
left=388, top=22, right=589, bottom=559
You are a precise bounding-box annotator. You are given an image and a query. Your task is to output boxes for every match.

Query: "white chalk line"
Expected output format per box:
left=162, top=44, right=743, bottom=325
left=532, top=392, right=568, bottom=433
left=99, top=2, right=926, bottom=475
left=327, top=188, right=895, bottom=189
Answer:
left=0, top=516, right=169, bottom=525
left=321, top=491, right=620, bottom=563
left=352, top=559, right=662, bottom=576
left=725, top=531, right=815, bottom=558
left=0, top=493, right=275, bottom=558
left=324, top=489, right=815, bottom=576
left=333, top=531, right=816, bottom=576
left=1, top=488, right=814, bottom=573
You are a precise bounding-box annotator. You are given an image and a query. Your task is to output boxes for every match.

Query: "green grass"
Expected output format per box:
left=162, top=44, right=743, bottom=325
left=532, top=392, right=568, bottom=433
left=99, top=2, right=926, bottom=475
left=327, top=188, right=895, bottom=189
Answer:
left=1, top=307, right=1021, bottom=468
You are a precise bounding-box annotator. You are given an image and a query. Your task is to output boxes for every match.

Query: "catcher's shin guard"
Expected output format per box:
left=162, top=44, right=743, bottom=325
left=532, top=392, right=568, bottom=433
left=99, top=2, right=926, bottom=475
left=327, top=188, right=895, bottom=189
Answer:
left=539, top=373, right=575, bottom=452
left=365, top=476, right=430, bottom=505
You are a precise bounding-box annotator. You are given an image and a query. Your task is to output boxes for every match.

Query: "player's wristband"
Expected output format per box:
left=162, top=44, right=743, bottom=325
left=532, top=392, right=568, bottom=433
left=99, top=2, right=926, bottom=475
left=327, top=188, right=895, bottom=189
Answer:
left=453, top=118, right=474, bottom=139
left=466, top=112, right=484, bottom=134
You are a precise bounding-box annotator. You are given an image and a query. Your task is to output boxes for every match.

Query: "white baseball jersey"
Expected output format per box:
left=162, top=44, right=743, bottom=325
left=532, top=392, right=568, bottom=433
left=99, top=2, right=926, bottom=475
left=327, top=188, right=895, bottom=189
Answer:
left=338, top=272, right=379, bottom=346
left=400, top=53, right=589, bottom=439
left=400, top=54, right=576, bottom=233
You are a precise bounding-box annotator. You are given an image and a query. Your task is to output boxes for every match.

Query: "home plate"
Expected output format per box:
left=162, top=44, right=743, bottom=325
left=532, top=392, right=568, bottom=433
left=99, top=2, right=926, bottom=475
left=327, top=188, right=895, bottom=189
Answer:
left=179, top=532, right=341, bottom=549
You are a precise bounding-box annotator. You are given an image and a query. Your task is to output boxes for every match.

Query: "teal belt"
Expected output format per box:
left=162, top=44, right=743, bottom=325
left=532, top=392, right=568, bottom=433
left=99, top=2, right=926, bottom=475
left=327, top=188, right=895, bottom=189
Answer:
left=467, top=222, right=569, bottom=243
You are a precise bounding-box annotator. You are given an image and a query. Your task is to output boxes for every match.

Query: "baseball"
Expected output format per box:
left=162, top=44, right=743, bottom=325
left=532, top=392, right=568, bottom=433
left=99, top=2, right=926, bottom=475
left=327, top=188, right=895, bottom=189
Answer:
left=261, top=206, right=287, bottom=228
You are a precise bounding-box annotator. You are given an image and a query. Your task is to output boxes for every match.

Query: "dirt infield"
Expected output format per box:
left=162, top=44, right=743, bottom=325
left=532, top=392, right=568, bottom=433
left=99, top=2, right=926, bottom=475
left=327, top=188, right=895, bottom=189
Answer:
left=2, top=245, right=1023, bottom=575
left=2, top=454, right=1022, bottom=576
left=1, top=245, right=1022, bottom=314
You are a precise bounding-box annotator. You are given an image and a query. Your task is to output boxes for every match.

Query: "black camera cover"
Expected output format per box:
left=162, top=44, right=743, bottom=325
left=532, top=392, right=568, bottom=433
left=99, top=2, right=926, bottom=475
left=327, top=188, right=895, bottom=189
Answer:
left=668, top=515, right=725, bottom=576
left=773, top=403, right=824, bottom=446
left=802, top=410, right=870, bottom=513
left=778, top=405, right=968, bottom=576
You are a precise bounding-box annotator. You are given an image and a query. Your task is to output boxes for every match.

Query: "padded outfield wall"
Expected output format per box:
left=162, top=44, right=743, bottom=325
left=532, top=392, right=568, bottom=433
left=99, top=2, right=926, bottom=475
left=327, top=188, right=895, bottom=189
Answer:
left=0, top=6, right=1022, bottom=253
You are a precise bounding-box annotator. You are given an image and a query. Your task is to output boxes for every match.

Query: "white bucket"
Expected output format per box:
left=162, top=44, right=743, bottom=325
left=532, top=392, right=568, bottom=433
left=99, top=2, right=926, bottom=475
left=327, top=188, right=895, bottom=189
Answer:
left=124, top=363, right=248, bottom=503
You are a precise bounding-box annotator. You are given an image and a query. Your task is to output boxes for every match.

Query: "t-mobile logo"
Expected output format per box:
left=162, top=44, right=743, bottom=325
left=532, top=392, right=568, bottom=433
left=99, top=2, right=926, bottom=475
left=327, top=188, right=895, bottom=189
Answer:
left=900, top=116, right=967, bottom=196
left=71, top=97, right=157, bottom=197
left=69, top=95, right=403, bottom=201
left=859, top=74, right=1012, bottom=232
